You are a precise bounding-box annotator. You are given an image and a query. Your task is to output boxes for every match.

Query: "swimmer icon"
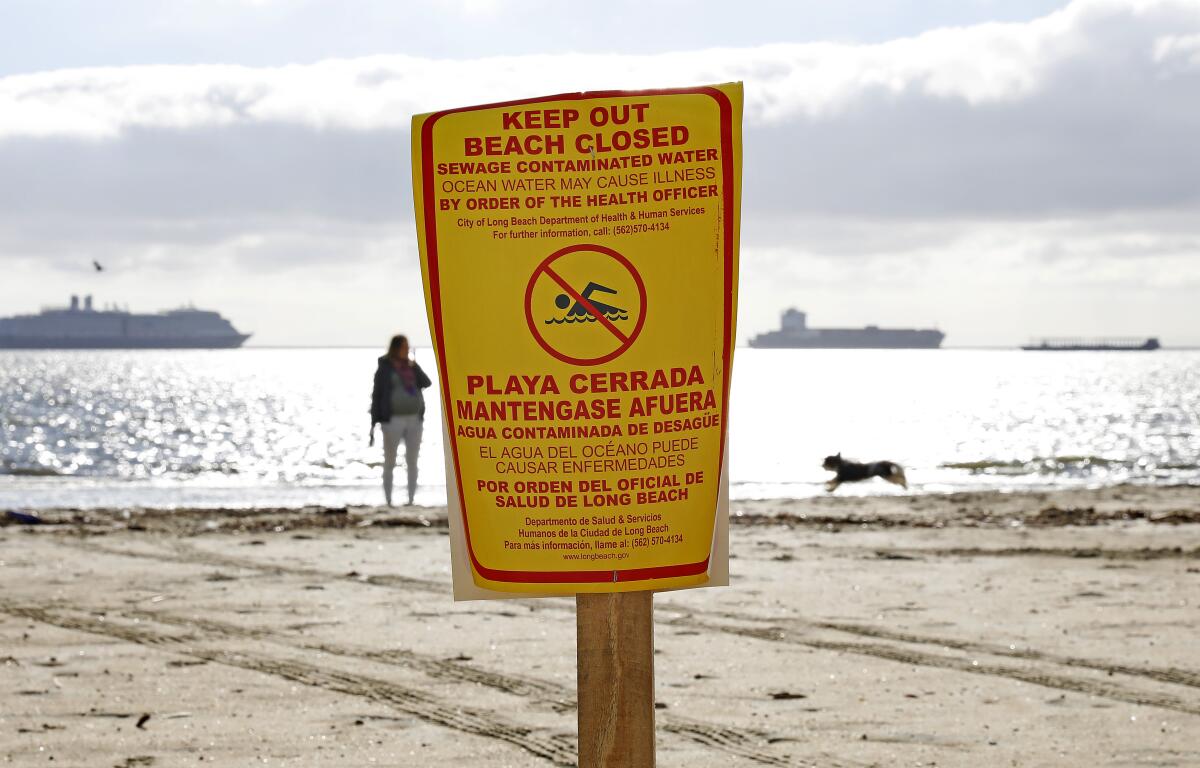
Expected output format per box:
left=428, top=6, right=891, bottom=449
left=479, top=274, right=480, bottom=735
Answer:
left=551, top=282, right=629, bottom=323
left=525, top=244, right=646, bottom=365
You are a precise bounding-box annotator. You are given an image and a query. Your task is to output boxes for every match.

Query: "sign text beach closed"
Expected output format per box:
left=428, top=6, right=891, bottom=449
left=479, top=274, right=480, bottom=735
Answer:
left=413, top=84, right=742, bottom=597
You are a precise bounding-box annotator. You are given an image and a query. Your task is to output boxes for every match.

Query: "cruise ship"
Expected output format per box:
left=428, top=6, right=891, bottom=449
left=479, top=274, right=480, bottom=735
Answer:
left=748, top=309, right=945, bottom=349
left=0, top=295, right=251, bottom=349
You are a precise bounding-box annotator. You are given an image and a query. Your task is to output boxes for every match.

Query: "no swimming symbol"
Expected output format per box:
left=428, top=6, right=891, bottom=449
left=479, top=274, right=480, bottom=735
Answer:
left=525, top=244, right=647, bottom=366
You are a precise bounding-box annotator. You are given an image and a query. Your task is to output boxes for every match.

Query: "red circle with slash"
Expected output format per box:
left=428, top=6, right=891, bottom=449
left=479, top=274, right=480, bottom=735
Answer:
left=524, top=244, right=647, bottom=366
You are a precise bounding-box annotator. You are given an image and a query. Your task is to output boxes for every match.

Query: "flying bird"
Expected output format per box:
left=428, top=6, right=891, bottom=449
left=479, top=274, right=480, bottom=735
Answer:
left=92, top=260, right=104, bottom=272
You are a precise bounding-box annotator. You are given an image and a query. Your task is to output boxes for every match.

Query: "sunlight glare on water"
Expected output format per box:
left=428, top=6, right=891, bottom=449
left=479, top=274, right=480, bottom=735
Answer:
left=730, top=349, right=1200, bottom=497
left=1, top=348, right=1197, bottom=509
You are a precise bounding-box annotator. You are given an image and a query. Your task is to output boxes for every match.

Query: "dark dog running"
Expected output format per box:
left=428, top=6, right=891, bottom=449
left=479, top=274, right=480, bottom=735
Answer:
left=822, top=453, right=907, bottom=492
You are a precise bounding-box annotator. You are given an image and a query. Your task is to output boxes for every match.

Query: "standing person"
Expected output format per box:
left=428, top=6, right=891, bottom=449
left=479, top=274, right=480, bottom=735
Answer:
left=370, top=335, right=432, bottom=506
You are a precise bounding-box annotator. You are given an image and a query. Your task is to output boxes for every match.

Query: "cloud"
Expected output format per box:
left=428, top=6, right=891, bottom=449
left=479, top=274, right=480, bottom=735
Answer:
left=0, top=0, right=1195, bottom=133
left=2, top=0, right=1199, bottom=344
left=0, top=0, right=1195, bottom=221
left=0, top=124, right=410, bottom=222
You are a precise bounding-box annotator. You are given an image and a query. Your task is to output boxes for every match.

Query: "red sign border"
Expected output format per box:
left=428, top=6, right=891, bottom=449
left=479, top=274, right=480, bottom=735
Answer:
left=419, top=85, right=737, bottom=587
left=524, top=243, right=648, bottom=366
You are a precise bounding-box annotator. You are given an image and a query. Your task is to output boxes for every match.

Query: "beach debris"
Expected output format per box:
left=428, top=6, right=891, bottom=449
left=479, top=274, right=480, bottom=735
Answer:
left=769, top=691, right=808, bottom=700
left=5, top=510, right=43, bottom=525
left=136, top=714, right=151, bottom=729
left=654, top=702, right=668, bottom=709
left=874, top=550, right=917, bottom=560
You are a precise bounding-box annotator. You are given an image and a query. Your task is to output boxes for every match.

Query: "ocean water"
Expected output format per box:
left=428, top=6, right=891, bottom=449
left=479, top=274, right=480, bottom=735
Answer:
left=1, top=348, right=1197, bottom=510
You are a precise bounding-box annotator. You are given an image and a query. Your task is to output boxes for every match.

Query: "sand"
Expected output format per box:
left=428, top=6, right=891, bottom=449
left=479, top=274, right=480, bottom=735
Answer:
left=2, top=484, right=1198, bottom=767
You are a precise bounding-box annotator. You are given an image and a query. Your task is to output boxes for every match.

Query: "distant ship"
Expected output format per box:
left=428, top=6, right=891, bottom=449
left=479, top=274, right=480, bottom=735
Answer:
left=0, top=295, right=251, bottom=349
left=1021, top=337, right=1160, bottom=351
left=748, top=309, right=945, bottom=349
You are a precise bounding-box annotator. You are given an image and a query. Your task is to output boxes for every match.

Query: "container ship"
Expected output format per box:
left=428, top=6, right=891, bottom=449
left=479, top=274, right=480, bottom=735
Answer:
left=1021, top=337, right=1160, bottom=351
left=0, top=295, right=251, bottom=349
left=748, top=309, right=945, bottom=349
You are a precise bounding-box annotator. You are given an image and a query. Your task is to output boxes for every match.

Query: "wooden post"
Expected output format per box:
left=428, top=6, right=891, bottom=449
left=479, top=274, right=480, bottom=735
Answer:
left=577, top=591, right=655, bottom=767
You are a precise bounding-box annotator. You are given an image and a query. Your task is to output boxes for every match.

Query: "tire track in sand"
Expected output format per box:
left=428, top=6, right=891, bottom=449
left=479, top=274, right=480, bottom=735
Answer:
left=68, top=537, right=444, bottom=593
left=804, top=619, right=1200, bottom=691
left=868, top=546, right=1200, bottom=561
left=3, top=594, right=829, bottom=768
left=57, top=536, right=1200, bottom=718
left=0, top=600, right=577, bottom=766
left=667, top=615, right=1200, bottom=717
left=126, top=609, right=817, bottom=767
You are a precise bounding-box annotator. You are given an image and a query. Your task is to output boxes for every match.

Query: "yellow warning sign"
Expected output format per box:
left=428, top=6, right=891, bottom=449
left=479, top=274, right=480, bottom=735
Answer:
left=412, top=84, right=742, bottom=596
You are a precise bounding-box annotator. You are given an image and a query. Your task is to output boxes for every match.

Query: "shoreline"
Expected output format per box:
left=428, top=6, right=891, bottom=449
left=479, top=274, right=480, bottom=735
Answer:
left=3, top=483, right=1198, bottom=766
left=5, top=483, right=1199, bottom=535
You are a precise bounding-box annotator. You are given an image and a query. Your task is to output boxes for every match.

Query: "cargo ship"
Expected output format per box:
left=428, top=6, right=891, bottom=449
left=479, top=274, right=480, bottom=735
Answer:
left=1021, top=337, right=1160, bottom=351
left=0, top=295, right=251, bottom=349
left=748, top=309, right=944, bottom=349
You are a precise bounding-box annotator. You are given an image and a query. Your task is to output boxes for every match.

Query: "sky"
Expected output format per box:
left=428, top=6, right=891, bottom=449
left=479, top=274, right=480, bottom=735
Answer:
left=1, top=0, right=1198, bottom=347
